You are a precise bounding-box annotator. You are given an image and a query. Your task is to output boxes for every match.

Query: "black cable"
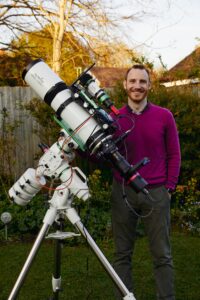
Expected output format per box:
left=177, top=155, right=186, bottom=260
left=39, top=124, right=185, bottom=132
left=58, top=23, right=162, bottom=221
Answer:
left=122, top=182, right=154, bottom=218
left=112, top=113, right=135, bottom=133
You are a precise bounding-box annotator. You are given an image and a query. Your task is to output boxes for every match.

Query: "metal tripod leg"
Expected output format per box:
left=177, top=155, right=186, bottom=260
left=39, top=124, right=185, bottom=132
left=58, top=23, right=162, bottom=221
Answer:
left=66, top=208, right=136, bottom=300
left=8, top=207, right=57, bottom=300
left=47, top=219, right=65, bottom=300
left=45, top=238, right=62, bottom=300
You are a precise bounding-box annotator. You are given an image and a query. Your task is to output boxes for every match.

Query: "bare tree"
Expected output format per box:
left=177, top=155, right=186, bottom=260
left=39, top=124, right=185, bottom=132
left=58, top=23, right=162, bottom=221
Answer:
left=0, top=1, right=43, bottom=45
left=0, top=1, right=149, bottom=72
left=0, top=0, right=163, bottom=74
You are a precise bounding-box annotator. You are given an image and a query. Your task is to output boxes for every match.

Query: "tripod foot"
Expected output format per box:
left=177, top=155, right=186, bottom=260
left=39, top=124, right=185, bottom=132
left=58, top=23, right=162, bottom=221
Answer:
left=52, top=276, right=61, bottom=293
left=123, top=293, right=136, bottom=300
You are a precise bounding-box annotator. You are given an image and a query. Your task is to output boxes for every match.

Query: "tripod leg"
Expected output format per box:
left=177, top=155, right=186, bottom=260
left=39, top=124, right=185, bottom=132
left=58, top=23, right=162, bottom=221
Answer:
left=66, top=208, right=136, bottom=300
left=50, top=239, right=62, bottom=300
left=49, top=218, right=65, bottom=300
left=8, top=207, right=57, bottom=300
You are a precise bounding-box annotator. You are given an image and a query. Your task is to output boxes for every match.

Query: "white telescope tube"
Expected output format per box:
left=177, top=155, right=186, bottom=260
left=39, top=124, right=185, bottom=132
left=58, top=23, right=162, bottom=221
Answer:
left=22, top=59, right=101, bottom=146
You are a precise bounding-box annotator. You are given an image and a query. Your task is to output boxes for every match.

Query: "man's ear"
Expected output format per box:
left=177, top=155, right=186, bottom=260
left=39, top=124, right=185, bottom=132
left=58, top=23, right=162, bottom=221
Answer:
left=123, top=80, right=127, bottom=90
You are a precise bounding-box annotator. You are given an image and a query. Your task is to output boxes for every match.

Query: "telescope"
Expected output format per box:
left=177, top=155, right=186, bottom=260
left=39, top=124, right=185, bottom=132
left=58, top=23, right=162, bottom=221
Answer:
left=8, top=128, right=137, bottom=300
left=8, top=59, right=151, bottom=299
left=22, top=59, right=149, bottom=194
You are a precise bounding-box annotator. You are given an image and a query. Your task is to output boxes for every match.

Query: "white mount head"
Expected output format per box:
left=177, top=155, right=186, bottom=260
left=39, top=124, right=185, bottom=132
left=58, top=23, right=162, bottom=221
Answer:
left=9, top=130, right=90, bottom=206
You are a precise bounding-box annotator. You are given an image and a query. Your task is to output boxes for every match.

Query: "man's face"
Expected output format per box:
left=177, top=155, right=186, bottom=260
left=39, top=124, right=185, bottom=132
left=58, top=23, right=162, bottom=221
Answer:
left=123, top=68, right=151, bottom=103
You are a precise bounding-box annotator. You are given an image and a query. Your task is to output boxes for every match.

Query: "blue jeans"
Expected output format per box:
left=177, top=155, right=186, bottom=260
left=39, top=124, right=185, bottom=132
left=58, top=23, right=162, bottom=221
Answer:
left=111, top=179, right=175, bottom=300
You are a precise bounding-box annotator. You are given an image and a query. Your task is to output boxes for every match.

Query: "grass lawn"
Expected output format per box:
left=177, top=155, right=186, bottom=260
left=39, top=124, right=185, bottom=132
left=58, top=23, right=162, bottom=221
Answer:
left=0, top=232, right=199, bottom=300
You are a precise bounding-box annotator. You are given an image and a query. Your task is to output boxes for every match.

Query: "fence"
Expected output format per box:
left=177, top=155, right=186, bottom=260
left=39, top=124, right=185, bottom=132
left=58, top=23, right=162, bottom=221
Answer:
left=0, top=86, right=41, bottom=179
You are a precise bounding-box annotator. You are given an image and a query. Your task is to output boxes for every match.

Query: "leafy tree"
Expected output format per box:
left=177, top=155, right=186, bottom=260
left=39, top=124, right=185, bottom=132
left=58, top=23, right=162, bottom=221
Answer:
left=91, top=41, right=138, bottom=67
left=1, top=27, right=141, bottom=86
left=0, top=51, right=31, bottom=86
left=10, top=27, right=93, bottom=84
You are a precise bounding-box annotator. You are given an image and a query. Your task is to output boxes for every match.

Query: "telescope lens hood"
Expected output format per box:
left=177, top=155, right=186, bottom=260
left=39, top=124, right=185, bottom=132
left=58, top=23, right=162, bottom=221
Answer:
left=22, top=58, right=44, bottom=80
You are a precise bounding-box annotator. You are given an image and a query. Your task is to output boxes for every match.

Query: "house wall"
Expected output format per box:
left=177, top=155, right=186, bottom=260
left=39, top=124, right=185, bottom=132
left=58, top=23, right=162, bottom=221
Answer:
left=162, top=82, right=200, bottom=98
left=191, top=83, right=200, bottom=97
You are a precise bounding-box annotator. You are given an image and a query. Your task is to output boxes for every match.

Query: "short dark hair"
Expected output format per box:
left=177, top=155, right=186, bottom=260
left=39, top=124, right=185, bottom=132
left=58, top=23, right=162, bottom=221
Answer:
left=125, top=64, right=150, bottom=81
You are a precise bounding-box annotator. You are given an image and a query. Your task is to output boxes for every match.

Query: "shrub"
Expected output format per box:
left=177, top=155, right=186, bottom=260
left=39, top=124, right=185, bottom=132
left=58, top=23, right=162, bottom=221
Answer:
left=75, top=169, right=112, bottom=241
left=0, top=183, right=48, bottom=240
left=171, top=178, right=200, bottom=235
left=0, top=169, right=112, bottom=241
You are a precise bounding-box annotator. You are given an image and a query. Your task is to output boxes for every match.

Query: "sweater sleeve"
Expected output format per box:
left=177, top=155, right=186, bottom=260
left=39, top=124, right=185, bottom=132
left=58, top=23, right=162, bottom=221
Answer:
left=165, top=111, right=181, bottom=191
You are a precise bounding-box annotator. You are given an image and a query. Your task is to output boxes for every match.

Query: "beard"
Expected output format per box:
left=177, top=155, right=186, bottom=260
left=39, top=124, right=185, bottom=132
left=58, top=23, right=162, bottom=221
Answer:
left=126, top=87, right=148, bottom=103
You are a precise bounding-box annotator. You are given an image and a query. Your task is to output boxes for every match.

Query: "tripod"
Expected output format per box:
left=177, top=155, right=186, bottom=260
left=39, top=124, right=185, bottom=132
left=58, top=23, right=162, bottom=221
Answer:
left=8, top=186, right=136, bottom=300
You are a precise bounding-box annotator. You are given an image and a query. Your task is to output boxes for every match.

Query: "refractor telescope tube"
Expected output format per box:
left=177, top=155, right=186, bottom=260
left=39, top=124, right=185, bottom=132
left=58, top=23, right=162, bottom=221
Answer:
left=22, top=59, right=103, bottom=149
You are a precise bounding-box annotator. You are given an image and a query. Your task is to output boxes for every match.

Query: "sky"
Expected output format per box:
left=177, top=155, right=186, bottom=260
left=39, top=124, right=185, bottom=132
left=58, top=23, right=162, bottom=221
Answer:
left=119, top=0, right=200, bottom=69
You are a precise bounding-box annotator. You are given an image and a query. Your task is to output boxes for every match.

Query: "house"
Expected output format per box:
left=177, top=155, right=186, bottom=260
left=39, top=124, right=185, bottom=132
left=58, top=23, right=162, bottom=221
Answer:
left=91, top=66, right=127, bottom=90
left=160, top=47, right=200, bottom=97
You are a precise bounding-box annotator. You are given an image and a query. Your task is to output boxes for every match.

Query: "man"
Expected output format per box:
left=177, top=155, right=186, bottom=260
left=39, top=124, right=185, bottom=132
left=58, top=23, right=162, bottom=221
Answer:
left=110, top=64, right=181, bottom=300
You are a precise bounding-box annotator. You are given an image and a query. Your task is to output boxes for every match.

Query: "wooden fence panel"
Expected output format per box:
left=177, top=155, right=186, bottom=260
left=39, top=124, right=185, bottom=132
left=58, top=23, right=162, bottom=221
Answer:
left=0, top=86, right=41, bottom=179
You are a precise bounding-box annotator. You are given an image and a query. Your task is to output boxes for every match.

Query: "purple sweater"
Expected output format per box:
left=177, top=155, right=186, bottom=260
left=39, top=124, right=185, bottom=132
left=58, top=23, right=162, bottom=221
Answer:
left=111, top=103, right=181, bottom=191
